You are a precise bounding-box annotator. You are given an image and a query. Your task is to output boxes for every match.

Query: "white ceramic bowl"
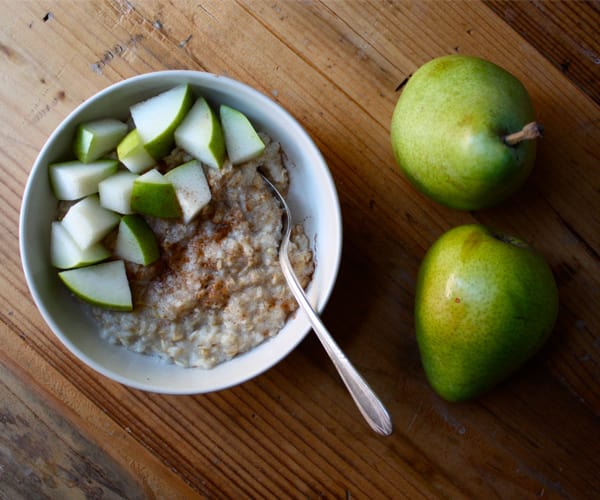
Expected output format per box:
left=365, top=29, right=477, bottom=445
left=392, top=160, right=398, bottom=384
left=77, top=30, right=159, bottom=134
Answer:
left=20, top=71, right=342, bottom=394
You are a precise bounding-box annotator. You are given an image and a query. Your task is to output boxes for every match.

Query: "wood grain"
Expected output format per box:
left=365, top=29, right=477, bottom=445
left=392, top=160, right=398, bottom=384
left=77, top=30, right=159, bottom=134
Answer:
left=485, top=0, right=600, bottom=106
left=1, top=356, right=143, bottom=499
left=1, top=0, right=598, bottom=497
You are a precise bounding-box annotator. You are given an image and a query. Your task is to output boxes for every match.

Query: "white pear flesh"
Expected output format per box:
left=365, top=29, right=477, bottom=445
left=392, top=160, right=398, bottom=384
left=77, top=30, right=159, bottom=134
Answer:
left=61, top=195, right=120, bottom=249
left=174, top=97, right=226, bottom=169
left=115, top=214, right=160, bottom=265
left=49, top=159, right=118, bottom=201
left=130, top=169, right=182, bottom=218
left=219, top=105, right=265, bottom=164
left=58, top=260, right=133, bottom=311
left=98, top=171, right=139, bottom=214
left=50, top=221, right=110, bottom=269
left=117, top=129, right=156, bottom=174
left=165, top=160, right=212, bottom=223
left=74, top=118, right=128, bottom=163
left=130, top=84, right=193, bottom=160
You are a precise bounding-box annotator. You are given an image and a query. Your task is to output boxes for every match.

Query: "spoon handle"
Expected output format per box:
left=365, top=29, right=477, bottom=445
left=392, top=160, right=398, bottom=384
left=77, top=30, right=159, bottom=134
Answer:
left=280, top=250, right=393, bottom=436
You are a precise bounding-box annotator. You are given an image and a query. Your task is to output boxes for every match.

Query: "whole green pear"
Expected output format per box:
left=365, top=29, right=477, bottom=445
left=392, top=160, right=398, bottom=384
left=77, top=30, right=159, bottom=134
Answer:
left=391, top=55, right=542, bottom=210
left=415, top=224, right=558, bottom=402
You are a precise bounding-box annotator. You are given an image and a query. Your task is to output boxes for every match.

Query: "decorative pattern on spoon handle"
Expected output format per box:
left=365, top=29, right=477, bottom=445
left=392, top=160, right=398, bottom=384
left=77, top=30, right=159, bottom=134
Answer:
left=279, top=241, right=393, bottom=436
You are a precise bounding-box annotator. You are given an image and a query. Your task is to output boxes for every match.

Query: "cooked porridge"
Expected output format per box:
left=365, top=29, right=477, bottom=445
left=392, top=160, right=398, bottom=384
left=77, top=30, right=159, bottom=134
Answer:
left=88, top=135, right=314, bottom=368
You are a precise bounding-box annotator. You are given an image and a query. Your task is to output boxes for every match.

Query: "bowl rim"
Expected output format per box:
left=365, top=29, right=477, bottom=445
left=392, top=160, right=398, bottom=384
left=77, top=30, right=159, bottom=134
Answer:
left=19, top=70, right=343, bottom=394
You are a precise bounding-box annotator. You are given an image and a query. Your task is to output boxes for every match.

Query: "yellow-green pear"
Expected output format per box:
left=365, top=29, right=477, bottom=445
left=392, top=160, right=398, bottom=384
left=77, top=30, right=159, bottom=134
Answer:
left=391, top=55, right=541, bottom=210
left=415, top=224, right=558, bottom=401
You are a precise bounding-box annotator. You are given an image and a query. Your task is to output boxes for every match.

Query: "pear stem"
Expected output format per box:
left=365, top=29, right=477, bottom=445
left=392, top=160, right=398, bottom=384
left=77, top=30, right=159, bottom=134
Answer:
left=503, top=122, right=543, bottom=146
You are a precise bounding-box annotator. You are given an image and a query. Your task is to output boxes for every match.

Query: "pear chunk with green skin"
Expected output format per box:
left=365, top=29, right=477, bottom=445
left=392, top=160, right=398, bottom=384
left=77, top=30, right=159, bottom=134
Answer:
left=49, top=159, right=118, bottom=200
left=174, top=97, right=226, bottom=169
left=114, top=214, right=160, bottom=265
left=130, top=169, right=182, bottom=218
left=59, top=260, right=133, bottom=311
left=61, top=195, right=120, bottom=249
left=74, top=119, right=128, bottom=163
left=130, top=84, right=193, bottom=160
left=99, top=171, right=139, bottom=214
left=219, top=105, right=265, bottom=164
left=117, top=129, right=156, bottom=174
left=165, top=160, right=211, bottom=223
left=50, top=221, right=110, bottom=269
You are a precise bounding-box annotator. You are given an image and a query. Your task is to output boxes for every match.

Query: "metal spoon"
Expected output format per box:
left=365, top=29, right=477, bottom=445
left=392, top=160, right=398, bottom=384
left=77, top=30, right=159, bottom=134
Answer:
left=259, top=172, right=393, bottom=436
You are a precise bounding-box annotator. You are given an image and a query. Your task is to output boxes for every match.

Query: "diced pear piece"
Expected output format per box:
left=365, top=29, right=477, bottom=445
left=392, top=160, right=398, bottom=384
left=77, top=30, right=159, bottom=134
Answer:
left=50, top=221, right=110, bottom=269
left=74, top=118, right=128, bottom=163
left=174, top=97, right=225, bottom=169
left=117, top=129, right=156, bottom=174
left=165, top=160, right=211, bottom=223
left=98, top=171, right=139, bottom=214
left=61, top=195, right=120, bottom=249
left=219, top=105, right=265, bottom=164
left=49, top=159, right=118, bottom=201
left=115, top=214, right=160, bottom=265
left=130, top=84, right=193, bottom=160
left=130, top=169, right=182, bottom=218
left=58, top=260, right=133, bottom=311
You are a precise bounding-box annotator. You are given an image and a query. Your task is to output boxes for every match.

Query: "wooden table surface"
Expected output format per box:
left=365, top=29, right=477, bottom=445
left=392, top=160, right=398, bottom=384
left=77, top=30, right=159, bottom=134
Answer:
left=1, top=1, right=599, bottom=497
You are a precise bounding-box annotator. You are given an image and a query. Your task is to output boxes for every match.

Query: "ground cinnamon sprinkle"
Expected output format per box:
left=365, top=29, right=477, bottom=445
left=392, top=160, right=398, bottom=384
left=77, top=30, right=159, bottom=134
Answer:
left=89, top=135, right=314, bottom=368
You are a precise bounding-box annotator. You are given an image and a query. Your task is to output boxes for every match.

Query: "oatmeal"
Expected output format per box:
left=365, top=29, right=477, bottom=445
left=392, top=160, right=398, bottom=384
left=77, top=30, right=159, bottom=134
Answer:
left=89, top=136, right=314, bottom=368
